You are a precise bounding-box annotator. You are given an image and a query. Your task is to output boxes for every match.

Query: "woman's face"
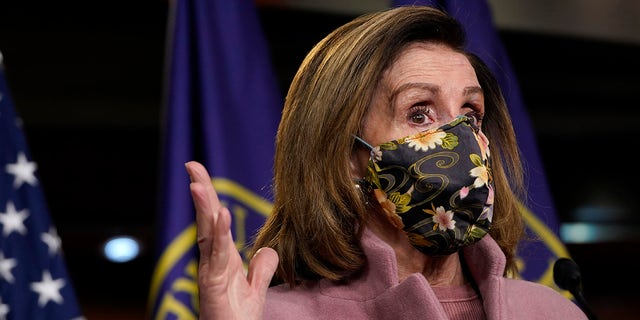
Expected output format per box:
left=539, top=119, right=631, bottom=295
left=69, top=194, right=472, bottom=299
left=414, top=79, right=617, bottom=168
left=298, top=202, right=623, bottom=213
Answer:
left=352, top=42, right=485, bottom=177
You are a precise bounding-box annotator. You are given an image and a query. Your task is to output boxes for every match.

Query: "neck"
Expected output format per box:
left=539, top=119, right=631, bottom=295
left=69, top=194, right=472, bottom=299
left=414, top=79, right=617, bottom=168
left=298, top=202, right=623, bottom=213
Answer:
left=366, top=213, right=467, bottom=286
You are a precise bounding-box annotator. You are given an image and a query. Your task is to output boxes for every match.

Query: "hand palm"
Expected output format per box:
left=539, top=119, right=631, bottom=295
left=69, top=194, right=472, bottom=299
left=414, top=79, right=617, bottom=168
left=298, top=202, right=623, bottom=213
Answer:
left=186, top=161, right=278, bottom=320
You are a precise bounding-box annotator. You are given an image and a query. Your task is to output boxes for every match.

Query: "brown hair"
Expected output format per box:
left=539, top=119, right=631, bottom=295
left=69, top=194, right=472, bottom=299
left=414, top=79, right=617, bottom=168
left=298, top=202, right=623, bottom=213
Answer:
left=250, top=5, right=526, bottom=286
left=467, top=53, right=526, bottom=277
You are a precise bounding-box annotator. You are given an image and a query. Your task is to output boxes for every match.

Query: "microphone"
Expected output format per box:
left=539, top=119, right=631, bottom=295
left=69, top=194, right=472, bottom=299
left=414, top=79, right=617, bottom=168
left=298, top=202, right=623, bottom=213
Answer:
left=553, top=257, right=598, bottom=320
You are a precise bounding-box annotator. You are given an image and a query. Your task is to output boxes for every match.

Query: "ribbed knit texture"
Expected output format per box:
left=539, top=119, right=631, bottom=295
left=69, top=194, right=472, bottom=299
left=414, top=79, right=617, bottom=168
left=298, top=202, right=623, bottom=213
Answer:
left=432, top=283, right=486, bottom=320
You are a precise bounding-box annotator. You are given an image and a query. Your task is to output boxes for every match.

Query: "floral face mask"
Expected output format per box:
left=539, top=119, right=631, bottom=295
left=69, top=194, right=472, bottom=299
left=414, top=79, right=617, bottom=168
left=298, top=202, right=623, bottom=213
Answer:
left=355, top=116, right=494, bottom=256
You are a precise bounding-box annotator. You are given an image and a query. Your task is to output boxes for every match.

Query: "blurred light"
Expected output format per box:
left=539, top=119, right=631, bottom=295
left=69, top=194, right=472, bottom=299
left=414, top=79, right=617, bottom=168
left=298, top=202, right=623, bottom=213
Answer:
left=573, top=205, right=627, bottom=222
left=560, top=223, right=596, bottom=244
left=103, top=236, right=140, bottom=263
left=560, top=223, right=640, bottom=244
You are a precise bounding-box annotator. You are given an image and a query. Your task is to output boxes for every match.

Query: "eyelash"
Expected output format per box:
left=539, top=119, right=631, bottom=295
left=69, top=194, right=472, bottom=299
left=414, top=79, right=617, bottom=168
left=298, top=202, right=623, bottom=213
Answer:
left=408, top=105, right=433, bottom=125
left=406, top=103, right=485, bottom=126
left=465, top=109, right=484, bottom=125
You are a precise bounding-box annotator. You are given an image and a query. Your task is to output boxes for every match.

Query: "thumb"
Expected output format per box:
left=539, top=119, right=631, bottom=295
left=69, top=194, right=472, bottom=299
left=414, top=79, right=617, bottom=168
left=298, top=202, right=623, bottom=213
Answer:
left=247, top=247, right=279, bottom=293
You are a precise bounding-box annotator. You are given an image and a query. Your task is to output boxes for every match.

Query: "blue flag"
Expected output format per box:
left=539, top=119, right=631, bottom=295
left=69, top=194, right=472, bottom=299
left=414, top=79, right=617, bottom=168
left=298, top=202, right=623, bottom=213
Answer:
left=147, top=0, right=281, bottom=318
left=391, top=0, right=570, bottom=289
left=0, top=55, right=85, bottom=319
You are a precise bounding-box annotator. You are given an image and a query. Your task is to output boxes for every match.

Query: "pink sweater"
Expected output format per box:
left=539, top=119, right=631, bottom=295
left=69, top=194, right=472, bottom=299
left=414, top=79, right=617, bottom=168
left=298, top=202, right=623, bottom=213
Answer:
left=264, top=228, right=587, bottom=319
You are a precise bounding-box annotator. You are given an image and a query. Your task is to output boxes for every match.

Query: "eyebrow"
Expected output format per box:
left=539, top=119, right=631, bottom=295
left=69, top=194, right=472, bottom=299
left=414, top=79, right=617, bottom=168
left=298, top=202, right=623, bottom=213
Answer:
left=386, top=82, right=484, bottom=112
left=392, top=83, right=438, bottom=100
left=391, top=83, right=484, bottom=100
left=463, top=86, right=484, bottom=96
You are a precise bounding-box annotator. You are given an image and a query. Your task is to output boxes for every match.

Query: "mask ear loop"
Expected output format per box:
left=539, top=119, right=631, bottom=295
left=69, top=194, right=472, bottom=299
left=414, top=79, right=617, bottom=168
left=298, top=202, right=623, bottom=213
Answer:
left=351, top=135, right=374, bottom=204
left=352, top=135, right=374, bottom=151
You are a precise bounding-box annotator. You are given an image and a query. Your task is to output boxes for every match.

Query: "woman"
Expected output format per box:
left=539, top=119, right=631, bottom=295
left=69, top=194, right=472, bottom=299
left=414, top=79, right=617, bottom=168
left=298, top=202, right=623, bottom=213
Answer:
left=186, top=5, right=587, bottom=319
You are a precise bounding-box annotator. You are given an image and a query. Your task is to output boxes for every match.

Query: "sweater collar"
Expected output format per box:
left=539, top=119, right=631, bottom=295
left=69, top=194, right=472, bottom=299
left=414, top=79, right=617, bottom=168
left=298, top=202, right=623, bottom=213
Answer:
left=319, top=227, right=506, bottom=298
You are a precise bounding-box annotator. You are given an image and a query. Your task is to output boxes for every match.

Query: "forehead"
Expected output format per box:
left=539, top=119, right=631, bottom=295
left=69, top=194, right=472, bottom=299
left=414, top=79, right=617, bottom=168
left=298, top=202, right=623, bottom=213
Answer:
left=381, top=42, right=477, bottom=87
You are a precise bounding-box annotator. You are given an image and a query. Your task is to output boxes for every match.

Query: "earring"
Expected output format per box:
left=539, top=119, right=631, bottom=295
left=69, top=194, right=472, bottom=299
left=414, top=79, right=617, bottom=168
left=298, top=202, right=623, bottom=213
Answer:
left=353, top=178, right=371, bottom=205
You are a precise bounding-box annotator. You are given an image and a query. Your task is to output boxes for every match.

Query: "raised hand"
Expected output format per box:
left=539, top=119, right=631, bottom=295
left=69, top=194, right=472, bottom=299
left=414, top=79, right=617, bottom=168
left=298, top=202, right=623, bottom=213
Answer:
left=185, top=161, right=279, bottom=320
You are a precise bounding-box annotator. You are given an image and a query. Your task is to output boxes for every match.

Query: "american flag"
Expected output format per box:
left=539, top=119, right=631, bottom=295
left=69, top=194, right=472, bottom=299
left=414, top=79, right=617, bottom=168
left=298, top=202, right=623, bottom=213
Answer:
left=0, top=52, right=84, bottom=319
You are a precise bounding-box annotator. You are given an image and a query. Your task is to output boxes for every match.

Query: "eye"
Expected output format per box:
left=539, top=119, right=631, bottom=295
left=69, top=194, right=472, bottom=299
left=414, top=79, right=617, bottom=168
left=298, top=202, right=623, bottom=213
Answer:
left=408, top=105, right=433, bottom=125
left=464, top=110, right=484, bottom=126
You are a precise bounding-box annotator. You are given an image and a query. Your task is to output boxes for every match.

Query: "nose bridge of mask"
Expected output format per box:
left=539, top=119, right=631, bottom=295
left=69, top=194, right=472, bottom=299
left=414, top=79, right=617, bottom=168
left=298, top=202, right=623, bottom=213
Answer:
left=417, top=115, right=479, bottom=139
left=353, top=115, right=479, bottom=151
left=382, top=116, right=485, bottom=170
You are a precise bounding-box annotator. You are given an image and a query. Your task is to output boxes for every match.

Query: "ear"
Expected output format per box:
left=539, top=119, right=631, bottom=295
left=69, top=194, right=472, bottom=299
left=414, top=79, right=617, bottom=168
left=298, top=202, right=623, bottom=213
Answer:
left=350, top=147, right=370, bottom=179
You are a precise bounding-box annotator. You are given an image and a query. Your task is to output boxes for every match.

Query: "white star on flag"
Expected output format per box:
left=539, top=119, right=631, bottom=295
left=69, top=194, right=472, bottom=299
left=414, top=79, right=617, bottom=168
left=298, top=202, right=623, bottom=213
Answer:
left=0, top=201, right=29, bottom=236
left=2, top=52, right=84, bottom=317
left=5, top=152, right=38, bottom=188
left=0, top=252, right=17, bottom=283
left=41, top=227, right=62, bottom=256
left=30, top=270, right=66, bottom=307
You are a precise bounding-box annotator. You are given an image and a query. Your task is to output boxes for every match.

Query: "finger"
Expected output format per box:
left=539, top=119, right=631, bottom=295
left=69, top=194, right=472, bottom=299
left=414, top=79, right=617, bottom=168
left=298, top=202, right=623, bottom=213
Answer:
left=209, top=206, right=235, bottom=275
left=186, top=161, right=220, bottom=256
left=185, top=161, right=222, bottom=213
left=247, top=247, right=279, bottom=295
left=190, top=180, right=215, bottom=258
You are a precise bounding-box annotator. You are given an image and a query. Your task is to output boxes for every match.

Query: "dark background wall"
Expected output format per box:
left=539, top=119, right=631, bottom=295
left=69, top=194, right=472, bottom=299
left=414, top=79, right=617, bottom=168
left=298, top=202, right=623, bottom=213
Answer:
left=1, top=1, right=639, bottom=318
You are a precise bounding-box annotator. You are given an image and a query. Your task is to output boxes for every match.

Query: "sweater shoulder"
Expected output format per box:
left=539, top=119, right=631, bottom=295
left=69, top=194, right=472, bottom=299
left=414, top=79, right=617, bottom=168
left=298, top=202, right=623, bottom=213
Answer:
left=502, top=278, right=588, bottom=319
left=263, top=283, right=323, bottom=320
